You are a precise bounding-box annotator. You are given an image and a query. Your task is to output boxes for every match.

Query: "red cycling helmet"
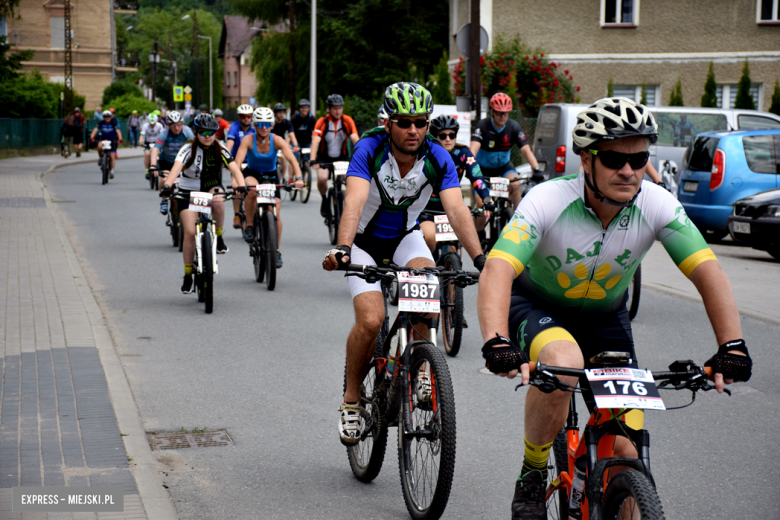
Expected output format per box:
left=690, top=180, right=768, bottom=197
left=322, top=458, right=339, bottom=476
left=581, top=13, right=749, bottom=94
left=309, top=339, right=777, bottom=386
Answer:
left=490, top=93, right=513, bottom=112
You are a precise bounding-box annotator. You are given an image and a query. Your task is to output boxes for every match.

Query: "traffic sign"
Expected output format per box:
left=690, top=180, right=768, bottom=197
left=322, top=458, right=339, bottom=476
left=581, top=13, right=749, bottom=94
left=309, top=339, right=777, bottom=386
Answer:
left=184, top=86, right=192, bottom=94
left=173, top=86, right=183, bottom=102
left=456, top=23, right=489, bottom=58
left=184, top=94, right=192, bottom=101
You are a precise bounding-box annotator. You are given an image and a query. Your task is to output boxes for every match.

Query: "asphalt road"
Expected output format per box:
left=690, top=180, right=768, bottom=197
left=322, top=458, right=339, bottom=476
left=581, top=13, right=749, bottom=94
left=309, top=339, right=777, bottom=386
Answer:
left=47, top=158, right=780, bottom=519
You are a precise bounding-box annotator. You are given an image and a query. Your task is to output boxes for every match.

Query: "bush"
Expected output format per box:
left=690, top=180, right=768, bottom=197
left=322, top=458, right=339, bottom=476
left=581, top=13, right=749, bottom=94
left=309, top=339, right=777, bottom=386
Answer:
left=769, top=80, right=780, bottom=116
left=668, top=79, right=684, bottom=106
left=701, top=62, right=718, bottom=108
left=734, top=60, right=756, bottom=110
left=343, top=95, right=381, bottom=125
left=430, top=52, right=454, bottom=105
left=102, top=80, right=144, bottom=108
left=108, top=93, right=156, bottom=119
left=0, top=70, right=85, bottom=118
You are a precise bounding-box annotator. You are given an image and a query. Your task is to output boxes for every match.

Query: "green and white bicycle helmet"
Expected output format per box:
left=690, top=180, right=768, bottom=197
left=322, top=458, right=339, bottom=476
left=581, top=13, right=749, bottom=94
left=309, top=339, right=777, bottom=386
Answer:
left=383, top=82, right=433, bottom=118
left=148, top=114, right=158, bottom=125
left=572, top=97, right=658, bottom=154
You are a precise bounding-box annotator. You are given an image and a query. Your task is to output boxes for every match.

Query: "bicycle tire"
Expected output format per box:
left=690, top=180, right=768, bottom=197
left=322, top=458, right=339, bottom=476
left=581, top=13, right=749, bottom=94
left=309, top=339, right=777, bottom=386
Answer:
left=627, top=264, right=641, bottom=321
left=602, top=469, right=666, bottom=520
left=330, top=187, right=343, bottom=246
left=440, top=253, right=464, bottom=357
left=398, top=342, right=456, bottom=520
left=101, top=155, right=109, bottom=185
left=170, top=213, right=178, bottom=247
left=201, top=228, right=214, bottom=314
left=149, top=170, right=155, bottom=189
left=388, top=277, right=399, bottom=306
left=153, top=174, right=159, bottom=190
left=327, top=187, right=336, bottom=245
left=300, top=163, right=312, bottom=203
left=263, top=209, right=277, bottom=291
left=253, top=211, right=264, bottom=283
left=177, top=216, right=184, bottom=252
left=546, top=429, right=569, bottom=520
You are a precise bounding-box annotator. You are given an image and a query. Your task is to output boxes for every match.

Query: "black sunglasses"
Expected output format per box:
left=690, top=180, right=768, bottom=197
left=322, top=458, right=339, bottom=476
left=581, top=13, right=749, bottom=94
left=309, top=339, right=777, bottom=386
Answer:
left=391, top=118, right=428, bottom=129
left=438, top=132, right=457, bottom=140
left=589, top=149, right=650, bottom=170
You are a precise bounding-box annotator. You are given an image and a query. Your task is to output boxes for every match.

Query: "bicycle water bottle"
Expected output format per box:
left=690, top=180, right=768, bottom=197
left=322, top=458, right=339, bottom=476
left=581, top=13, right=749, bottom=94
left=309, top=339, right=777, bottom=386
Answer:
left=568, top=456, right=587, bottom=520
left=386, top=335, right=399, bottom=378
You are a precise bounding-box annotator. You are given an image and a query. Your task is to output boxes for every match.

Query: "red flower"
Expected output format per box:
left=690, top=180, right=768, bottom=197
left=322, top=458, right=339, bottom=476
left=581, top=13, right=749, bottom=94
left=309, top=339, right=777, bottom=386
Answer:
left=501, top=52, right=506, bottom=56
left=480, top=56, right=485, bottom=66
left=564, top=69, right=569, bottom=74
left=576, top=85, right=581, bottom=91
left=540, top=53, right=545, bottom=57
left=510, top=60, right=515, bottom=65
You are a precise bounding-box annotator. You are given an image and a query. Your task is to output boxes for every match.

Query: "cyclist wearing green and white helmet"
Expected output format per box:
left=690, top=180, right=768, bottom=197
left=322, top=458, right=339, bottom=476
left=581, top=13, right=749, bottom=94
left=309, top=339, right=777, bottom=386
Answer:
left=141, top=113, right=164, bottom=175
left=322, top=82, right=486, bottom=446
left=477, top=97, right=751, bottom=519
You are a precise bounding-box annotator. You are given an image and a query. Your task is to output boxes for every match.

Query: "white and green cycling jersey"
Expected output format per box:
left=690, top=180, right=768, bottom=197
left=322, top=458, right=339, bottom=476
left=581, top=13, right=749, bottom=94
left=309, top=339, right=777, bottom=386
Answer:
left=488, top=171, right=716, bottom=312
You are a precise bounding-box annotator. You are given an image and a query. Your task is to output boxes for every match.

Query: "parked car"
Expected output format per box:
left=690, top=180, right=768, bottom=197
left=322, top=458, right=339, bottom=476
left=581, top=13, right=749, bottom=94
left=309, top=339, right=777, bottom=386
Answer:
left=728, top=188, right=780, bottom=260
left=532, top=103, right=780, bottom=183
left=677, top=129, right=779, bottom=241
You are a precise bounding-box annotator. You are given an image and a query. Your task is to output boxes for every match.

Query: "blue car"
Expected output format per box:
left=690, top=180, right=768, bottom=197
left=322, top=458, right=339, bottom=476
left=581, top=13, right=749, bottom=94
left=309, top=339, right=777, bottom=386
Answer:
left=677, top=129, right=780, bottom=241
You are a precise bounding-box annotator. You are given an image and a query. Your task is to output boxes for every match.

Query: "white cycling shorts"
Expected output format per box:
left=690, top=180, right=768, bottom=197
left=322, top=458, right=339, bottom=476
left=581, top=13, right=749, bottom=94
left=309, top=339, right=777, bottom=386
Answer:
left=348, top=230, right=434, bottom=299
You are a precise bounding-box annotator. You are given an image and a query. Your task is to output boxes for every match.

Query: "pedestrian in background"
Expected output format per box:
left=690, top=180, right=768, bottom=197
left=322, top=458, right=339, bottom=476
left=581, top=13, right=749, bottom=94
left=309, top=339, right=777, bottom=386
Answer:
left=72, top=107, right=85, bottom=157
left=128, top=110, right=141, bottom=148
left=93, top=106, right=102, bottom=121
left=61, top=112, right=74, bottom=158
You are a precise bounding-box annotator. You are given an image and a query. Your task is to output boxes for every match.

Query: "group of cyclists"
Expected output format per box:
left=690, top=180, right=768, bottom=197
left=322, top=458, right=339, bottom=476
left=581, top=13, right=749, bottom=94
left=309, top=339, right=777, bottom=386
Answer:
left=91, top=81, right=753, bottom=519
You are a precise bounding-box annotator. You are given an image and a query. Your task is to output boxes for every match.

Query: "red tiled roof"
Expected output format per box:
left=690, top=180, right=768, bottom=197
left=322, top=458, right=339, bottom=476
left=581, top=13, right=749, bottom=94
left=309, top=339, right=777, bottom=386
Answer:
left=219, top=15, right=286, bottom=59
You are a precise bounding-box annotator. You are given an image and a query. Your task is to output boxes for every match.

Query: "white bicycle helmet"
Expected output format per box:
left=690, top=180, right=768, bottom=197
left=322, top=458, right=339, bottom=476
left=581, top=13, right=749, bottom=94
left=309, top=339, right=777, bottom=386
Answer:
left=102, top=110, right=112, bottom=117
left=237, top=104, right=254, bottom=115
left=213, top=108, right=223, bottom=117
left=148, top=114, right=158, bottom=125
left=167, top=111, right=183, bottom=124
left=572, top=97, right=658, bottom=154
left=252, top=107, right=274, bottom=124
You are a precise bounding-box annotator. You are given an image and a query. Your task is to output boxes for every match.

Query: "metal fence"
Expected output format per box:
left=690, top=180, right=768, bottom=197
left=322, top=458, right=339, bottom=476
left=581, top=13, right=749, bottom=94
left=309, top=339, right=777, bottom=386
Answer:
left=0, top=118, right=134, bottom=150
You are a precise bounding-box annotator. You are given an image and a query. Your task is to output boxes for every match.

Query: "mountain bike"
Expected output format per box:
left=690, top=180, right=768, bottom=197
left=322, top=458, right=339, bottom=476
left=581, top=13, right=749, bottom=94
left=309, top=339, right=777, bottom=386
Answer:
left=166, top=182, right=180, bottom=249
left=247, top=183, right=292, bottom=291
left=319, top=161, right=349, bottom=245
left=482, top=176, right=520, bottom=253
left=99, top=140, right=112, bottom=185
left=290, top=146, right=312, bottom=203
left=343, top=264, right=479, bottom=520
left=148, top=168, right=159, bottom=190
left=515, top=353, right=723, bottom=520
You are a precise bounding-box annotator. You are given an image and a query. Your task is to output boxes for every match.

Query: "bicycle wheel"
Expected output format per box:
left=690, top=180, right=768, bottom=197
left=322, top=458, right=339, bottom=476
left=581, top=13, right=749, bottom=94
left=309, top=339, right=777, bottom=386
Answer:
left=330, top=187, right=342, bottom=246
left=263, top=209, right=277, bottom=291
left=627, top=264, right=641, bottom=321
left=388, top=277, right=399, bottom=306
left=253, top=211, right=264, bottom=283
left=101, top=156, right=109, bottom=185
left=201, top=228, right=214, bottom=314
left=398, top=342, right=456, bottom=520
left=546, top=429, right=570, bottom=520
left=440, top=253, right=464, bottom=357
left=300, top=163, right=312, bottom=203
left=169, top=213, right=178, bottom=247
left=327, top=188, right=337, bottom=245
left=153, top=174, right=159, bottom=190
left=177, top=216, right=184, bottom=252
left=602, top=469, right=665, bottom=520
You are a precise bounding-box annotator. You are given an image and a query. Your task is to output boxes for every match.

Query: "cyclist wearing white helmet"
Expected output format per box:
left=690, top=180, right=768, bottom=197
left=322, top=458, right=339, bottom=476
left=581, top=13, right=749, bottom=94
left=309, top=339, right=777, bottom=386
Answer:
left=150, top=111, right=194, bottom=214
left=234, top=107, right=303, bottom=268
left=141, top=113, right=164, bottom=176
left=376, top=106, right=388, bottom=127
left=227, top=104, right=256, bottom=228
left=477, top=97, right=751, bottom=519
left=90, top=110, right=123, bottom=179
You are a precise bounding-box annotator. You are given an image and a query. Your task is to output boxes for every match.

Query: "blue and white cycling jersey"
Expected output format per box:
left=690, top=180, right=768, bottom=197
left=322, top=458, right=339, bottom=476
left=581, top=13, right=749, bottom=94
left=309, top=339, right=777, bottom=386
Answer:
left=155, top=126, right=194, bottom=163
left=227, top=122, right=255, bottom=158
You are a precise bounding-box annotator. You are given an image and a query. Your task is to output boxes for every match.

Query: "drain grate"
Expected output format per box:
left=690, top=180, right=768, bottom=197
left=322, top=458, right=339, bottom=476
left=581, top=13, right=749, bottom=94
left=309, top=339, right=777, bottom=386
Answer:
left=148, top=429, right=234, bottom=450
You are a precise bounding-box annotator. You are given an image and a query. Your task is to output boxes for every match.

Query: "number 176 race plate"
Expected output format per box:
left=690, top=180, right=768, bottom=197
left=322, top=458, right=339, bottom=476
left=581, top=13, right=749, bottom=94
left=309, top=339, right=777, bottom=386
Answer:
left=585, top=368, right=665, bottom=410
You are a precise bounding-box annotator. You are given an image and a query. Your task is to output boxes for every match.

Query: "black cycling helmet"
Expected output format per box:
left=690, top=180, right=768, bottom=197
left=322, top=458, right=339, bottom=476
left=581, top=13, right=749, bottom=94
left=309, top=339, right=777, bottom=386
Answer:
left=298, top=99, right=310, bottom=106
left=430, top=114, right=459, bottom=135
left=198, top=104, right=209, bottom=112
left=326, top=94, right=344, bottom=108
left=273, top=103, right=287, bottom=112
left=193, top=113, right=219, bottom=132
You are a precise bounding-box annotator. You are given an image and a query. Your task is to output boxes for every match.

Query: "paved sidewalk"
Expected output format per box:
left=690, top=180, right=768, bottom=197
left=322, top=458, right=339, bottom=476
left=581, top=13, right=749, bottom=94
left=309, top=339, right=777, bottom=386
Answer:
left=642, top=240, right=780, bottom=324
left=0, top=150, right=175, bottom=519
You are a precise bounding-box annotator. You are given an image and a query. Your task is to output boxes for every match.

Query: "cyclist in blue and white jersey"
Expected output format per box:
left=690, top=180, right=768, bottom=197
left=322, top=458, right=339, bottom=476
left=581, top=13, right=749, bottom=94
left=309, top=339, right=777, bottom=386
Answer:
left=322, top=82, right=486, bottom=446
left=90, top=110, right=123, bottom=179
left=150, top=111, right=194, bottom=214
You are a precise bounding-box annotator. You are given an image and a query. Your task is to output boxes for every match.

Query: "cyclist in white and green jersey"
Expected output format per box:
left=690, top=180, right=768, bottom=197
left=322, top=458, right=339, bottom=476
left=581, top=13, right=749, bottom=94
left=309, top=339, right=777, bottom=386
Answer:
left=476, top=97, right=753, bottom=520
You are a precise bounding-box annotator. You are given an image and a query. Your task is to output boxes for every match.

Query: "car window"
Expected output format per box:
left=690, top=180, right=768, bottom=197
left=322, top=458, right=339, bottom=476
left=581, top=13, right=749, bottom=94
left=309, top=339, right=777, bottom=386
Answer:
left=738, top=115, right=780, bottom=130
left=535, top=106, right=561, bottom=147
left=653, top=112, right=729, bottom=148
left=685, top=136, right=720, bottom=172
left=742, top=135, right=776, bottom=174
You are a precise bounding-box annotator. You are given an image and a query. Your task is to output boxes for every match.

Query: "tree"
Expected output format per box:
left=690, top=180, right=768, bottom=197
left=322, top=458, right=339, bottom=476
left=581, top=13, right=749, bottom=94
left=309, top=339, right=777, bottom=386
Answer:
left=769, top=80, right=780, bottom=116
left=0, top=35, right=33, bottom=82
left=430, top=52, right=454, bottom=105
left=607, top=78, right=614, bottom=97
left=668, top=78, right=684, bottom=106
left=700, top=62, right=718, bottom=107
left=0, top=0, right=20, bottom=20
left=734, top=60, right=756, bottom=110
left=640, top=82, right=647, bottom=105
left=102, top=80, right=144, bottom=107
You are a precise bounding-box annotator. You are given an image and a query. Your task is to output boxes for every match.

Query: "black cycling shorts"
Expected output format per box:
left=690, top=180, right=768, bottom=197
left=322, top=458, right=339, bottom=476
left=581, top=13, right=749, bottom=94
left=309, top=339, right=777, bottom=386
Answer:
left=244, top=168, right=281, bottom=199
left=481, top=162, right=517, bottom=178
left=158, top=159, right=174, bottom=173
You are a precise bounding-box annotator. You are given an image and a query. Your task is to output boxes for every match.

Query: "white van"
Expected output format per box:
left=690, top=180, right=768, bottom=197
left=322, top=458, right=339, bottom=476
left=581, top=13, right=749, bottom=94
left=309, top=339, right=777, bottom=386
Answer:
left=532, top=103, right=780, bottom=186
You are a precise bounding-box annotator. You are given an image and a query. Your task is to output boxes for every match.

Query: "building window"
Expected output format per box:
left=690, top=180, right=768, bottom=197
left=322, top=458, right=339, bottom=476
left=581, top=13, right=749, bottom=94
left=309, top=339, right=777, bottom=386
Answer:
left=757, top=0, right=780, bottom=23
left=601, top=0, right=639, bottom=27
left=610, top=84, right=658, bottom=106
left=717, top=84, right=762, bottom=110
left=226, top=72, right=230, bottom=88
left=234, top=71, right=238, bottom=86
left=50, top=16, right=64, bottom=48
left=0, top=17, right=7, bottom=37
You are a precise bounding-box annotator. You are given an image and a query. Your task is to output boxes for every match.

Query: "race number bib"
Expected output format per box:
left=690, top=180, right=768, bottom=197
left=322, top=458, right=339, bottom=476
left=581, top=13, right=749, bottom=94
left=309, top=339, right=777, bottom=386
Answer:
left=301, top=147, right=311, bottom=154
left=434, top=215, right=456, bottom=242
left=256, top=184, right=276, bottom=204
left=101, top=140, right=113, bottom=151
left=189, top=192, right=213, bottom=216
left=585, top=368, right=665, bottom=411
left=398, top=272, right=440, bottom=313
left=489, top=177, right=510, bottom=199
left=333, top=161, right=350, bottom=176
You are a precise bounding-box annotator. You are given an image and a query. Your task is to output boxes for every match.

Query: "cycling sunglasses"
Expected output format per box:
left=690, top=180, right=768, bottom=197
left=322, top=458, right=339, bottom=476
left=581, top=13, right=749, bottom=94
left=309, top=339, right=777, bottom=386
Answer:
left=239, top=114, right=252, bottom=119
left=256, top=122, right=273, bottom=129
left=197, top=129, right=216, bottom=137
left=390, top=118, right=428, bottom=129
left=438, top=132, right=457, bottom=140
left=589, top=149, right=650, bottom=170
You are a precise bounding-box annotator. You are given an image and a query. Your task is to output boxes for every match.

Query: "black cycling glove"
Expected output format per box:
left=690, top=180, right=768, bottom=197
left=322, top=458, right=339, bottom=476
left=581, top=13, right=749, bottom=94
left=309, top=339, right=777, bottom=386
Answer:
left=148, top=165, right=158, bottom=173
left=482, top=197, right=496, bottom=213
left=159, top=185, right=173, bottom=198
left=704, top=339, right=752, bottom=382
left=531, top=168, right=545, bottom=183
left=482, top=333, right=529, bottom=374
left=324, top=245, right=351, bottom=270
left=473, top=254, right=487, bottom=272
left=235, top=186, right=247, bottom=195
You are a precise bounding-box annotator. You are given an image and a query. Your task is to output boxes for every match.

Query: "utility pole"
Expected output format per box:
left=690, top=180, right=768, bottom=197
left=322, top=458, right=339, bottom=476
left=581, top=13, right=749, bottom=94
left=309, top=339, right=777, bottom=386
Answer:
left=151, top=40, right=158, bottom=103
left=470, top=0, right=481, bottom=120
left=110, top=0, right=115, bottom=80
left=193, top=11, right=201, bottom=106
left=289, top=0, right=296, bottom=110
left=63, top=0, right=73, bottom=114
left=310, top=0, right=316, bottom=116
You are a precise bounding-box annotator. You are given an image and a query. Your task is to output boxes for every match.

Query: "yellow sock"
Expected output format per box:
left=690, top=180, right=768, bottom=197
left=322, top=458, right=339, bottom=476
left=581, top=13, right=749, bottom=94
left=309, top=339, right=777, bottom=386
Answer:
left=216, top=227, right=223, bottom=236
left=521, top=436, right=553, bottom=480
left=184, top=263, right=193, bottom=275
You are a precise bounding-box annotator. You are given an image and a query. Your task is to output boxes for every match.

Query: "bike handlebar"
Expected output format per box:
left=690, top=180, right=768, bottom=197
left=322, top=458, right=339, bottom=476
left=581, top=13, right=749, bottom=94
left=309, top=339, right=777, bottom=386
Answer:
left=344, top=263, right=480, bottom=286
left=525, top=361, right=713, bottom=380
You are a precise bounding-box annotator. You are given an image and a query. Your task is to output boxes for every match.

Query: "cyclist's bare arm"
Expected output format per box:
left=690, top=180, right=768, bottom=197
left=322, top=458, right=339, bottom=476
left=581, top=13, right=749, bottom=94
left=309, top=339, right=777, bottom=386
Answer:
left=150, top=147, right=160, bottom=166
left=162, top=160, right=184, bottom=188
left=519, top=144, right=539, bottom=169
left=439, top=187, right=483, bottom=261
left=310, top=135, right=322, bottom=164
left=349, top=133, right=359, bottom=146
left=646, top=162, right=662, bottom=183
left=469, top=141, right=481, bottom=157
left=323, top=176, right=370, bottom=271
left=226, top=138, right=235, bottom=152
left=274, top=135, right=302, bottom=185
left=233, top=134, right=254, bottom=166
left=226, top=160, right=245, bottom=189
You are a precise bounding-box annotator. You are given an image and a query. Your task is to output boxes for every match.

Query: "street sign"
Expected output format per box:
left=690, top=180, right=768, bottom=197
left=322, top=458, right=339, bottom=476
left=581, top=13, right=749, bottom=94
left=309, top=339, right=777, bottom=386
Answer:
left=173, top=86, right=183, bottom=102
left=183, top=85, right=192, bottom=94
left=184, top=94, right=192, bottom=101
left=455, top=23, right=489, bottom=58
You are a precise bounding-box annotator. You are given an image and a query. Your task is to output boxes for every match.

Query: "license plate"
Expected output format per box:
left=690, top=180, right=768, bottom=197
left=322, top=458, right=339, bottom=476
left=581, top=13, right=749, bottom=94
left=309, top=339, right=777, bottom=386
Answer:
left=586, top=368, right=665, bottom=411
left=683, top=181, right=698, bottom=193
left=732, top=221, right=750, bottom=234
left=434, top=215, right=457, bottom=242
left=397, top=272, right=440, bottom=313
